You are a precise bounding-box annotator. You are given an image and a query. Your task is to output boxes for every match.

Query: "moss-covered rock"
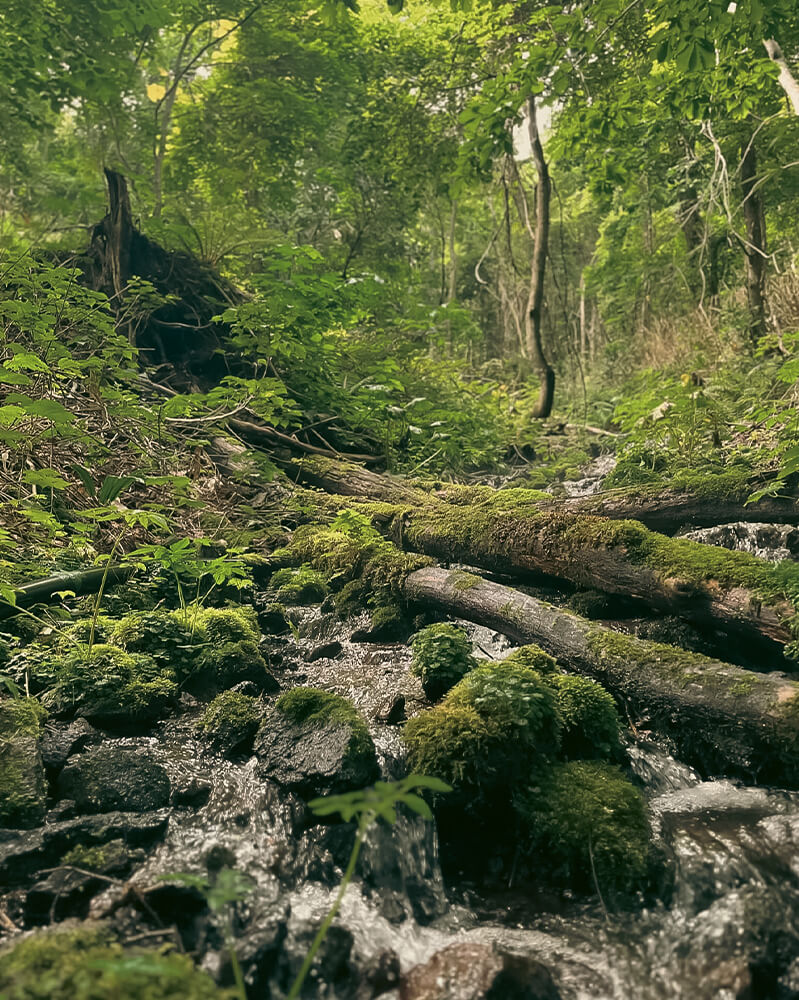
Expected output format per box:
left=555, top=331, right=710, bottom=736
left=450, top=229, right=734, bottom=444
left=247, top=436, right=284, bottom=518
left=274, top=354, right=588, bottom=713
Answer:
left=189, top=640, right=277, bottom=699
left=515, top=760, right=650, bottom=894
left=197, top=691, right=260, bottom=754
left=550, top=674, right=622, bottom=760
left=41, top=645, right=177, bottom=727
left=0, top=697, right=47, bottom=829
left=271, top=564, right=328, bottom=604
left=192, top=606, right=260, bottom=645
left=254, top=687, right=378, bottom=798
left=404, top=660, right=560, bottom=799
left=56, top=746, right=171, bottom=814
left=403, top=703, right=493, bottom=791
left=501, top=644, right=558, bottom=675
left=60, top=838, right=131, bottom=873
left=410, top=623, right=477, bottom=701
left=0, top=925, right=232, bottom=999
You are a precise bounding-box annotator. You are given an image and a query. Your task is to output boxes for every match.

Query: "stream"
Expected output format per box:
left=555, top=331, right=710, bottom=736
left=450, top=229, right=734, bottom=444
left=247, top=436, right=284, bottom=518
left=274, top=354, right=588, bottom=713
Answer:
left=4, top=491, right=799, bottom=997
left=23, top=608, right=794, bottom=999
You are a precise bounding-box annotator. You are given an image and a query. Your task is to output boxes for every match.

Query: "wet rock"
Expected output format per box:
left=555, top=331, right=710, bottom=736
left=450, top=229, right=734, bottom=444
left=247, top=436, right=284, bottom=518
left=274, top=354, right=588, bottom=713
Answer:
left=258, top=603, right=291, bottom=635
left=356, top=950, right=401, bottom=999
left=0, top=698, right=47, bottom=829
left=56, top=747, right=170, bottom=815
left=23, top=839, right=139, bottom=924
left=23, top=867, right=108, bottom=924
left=399, top=943, right=560, bottom=1000
left=0, top=809, right=169, bottom=884
left=307, top=640, right=343, bottom=663
left=40, top=718, right=101, bottom=772
left=171, top=778, right=212, bottom=809
left=254, top=696, right=379, bottom=799
left=372, top=694, right=405, bottom=725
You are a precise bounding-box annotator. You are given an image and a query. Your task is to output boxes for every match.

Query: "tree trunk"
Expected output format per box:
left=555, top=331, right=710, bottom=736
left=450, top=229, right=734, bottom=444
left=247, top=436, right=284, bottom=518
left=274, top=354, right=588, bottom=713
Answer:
left=740, top=139, right=768, bottom=345
left=524, top=95, right=555, bottom=418
left=403, top=566, right=799, bottom=785
left=763, top=39, right=799, bottom=115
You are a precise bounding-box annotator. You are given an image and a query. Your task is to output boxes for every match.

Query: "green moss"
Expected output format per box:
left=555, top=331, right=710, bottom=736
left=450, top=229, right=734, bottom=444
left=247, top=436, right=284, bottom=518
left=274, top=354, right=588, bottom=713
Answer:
left=410, top=623, right=477, bottom=701
left=198, top=691, right=259, bottom=751
left=515, top=761, right=650, bottom=894
left=276, top=687, right=373, bottom=760
left=192, top=606, right=260, bottom=645
left=451, top=571, right=482, bottom=591
left=447, top=660, right=561, bottom=756
left=42, top=645, right=177, bottom=725
left=403, top=703, right=494, bottom=790
left=405, top=661, right=561, bottom=798
left=111, top=610, right=199, bottom=672
left=276, top=519, right=431, bottom=616
left=502, top=644, right=558, bottom=675
left=0, top=697, right=47, bottom=828
left=60, top=839, right=127, bottom=872
left=61, top=616, right=116, bottom=648
left=0, top=926, right=232, bottom=999
left=271, top=564, right=328, bottom=604
left=550, top=674, right=622, bottom=760
left=0, top=696, right=47, bottom=738
left=190, top=640, right=275, bottom=698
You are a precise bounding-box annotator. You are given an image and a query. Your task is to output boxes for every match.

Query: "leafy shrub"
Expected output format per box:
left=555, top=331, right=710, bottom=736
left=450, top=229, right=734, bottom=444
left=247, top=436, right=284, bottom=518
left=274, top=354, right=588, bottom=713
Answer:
left=410, top=623, right=477, bottom=701
left=550, top=674, right=621, bottom=760
left=514, top=760, right=649, bottom=894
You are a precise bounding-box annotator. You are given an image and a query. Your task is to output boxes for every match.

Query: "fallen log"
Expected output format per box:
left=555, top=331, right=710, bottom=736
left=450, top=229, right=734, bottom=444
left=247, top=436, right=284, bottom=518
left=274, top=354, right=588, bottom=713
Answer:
left=396, top=500, right=799, bottom=647
left=291, top=457, right=799, bottom=533
left=403, top=566, right=799, bottom=785
left=0, top=567, right=136, bottom=620
left=290, top=459, right=799, bottom=647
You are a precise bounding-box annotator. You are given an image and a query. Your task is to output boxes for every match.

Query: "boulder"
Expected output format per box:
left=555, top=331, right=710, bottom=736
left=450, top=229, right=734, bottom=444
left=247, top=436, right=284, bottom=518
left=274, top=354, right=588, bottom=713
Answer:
left=0, top=698, right=47, bottom=829
left=56, top=747, right=170, bottom=814
left=254, top=689, right=378, bottom=799
left=399, top=943, right=559, bottom=1000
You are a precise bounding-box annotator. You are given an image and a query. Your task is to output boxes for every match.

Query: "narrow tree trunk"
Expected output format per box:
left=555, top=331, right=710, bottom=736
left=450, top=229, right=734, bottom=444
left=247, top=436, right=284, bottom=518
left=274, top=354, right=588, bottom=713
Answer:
left=403, top=566, right=799, bottom=785
left=524, top=95, right=555, bottom=418
left=740, top=139, right=768, bottom=344
left=763, top=39, right=799, bottom=115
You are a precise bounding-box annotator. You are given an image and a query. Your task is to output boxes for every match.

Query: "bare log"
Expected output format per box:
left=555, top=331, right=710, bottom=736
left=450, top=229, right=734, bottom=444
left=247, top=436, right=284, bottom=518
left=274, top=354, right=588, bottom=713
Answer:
left=404, top=566, right=799, bottom=784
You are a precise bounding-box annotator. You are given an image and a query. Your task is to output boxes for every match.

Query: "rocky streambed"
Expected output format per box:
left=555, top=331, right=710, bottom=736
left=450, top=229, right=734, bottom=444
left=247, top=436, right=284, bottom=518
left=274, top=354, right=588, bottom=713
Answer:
left=3, top=594, right=799, bottom=1000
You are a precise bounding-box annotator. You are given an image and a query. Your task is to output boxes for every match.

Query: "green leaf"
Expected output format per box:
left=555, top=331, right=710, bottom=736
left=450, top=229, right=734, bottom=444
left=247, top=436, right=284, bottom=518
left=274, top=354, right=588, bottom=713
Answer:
left=98, top=475, right=136, bottom=504
left=71, top=464, right=96, bottom=498
left=22, top=468, right=69, bottom=490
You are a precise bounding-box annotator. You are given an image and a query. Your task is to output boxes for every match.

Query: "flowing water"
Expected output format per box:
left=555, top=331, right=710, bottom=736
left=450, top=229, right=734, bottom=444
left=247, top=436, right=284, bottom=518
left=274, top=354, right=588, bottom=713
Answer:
left=69, top=607, right=799, bottom=999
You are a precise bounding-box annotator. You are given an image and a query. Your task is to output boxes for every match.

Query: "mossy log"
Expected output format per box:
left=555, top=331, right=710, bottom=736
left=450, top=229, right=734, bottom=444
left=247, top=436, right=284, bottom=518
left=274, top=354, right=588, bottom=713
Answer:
left=0, top=567, right=135, bottom=620
left=291, top=457, right=799, bottom=533
left=403, top=566, right=799, bottom=785
left=395, top=503, right=799, bottom=647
